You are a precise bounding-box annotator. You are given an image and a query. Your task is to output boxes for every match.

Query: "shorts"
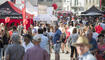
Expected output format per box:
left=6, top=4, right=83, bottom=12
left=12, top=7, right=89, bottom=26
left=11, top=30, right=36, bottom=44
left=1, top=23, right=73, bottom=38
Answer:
left=54, top=43, right=61, bottom=53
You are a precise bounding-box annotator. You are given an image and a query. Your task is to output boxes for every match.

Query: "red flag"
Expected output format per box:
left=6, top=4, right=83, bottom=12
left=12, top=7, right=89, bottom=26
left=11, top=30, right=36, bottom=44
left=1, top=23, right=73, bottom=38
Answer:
left=22, top=7, right=26, bottom=20
left=22, top=0, right=27, bottom=26
left=5, top=17, right=10, bottom=23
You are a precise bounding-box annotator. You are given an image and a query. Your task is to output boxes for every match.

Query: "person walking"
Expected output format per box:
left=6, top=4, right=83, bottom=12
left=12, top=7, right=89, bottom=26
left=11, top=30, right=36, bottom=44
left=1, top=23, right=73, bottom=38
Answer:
left=67, top=28, right=78, bottom=60
left=23, top=35, right=49, bottom=60
left=22, top=34, right=34, bottom=52
left=53, top=25, right=62, bottom=60
left=37, top=28, right=50, bottom=56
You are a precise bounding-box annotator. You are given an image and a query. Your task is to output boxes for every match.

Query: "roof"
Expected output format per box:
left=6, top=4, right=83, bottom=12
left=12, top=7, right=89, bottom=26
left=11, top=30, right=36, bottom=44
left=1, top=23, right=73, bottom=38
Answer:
left=81, top=5, right=102, bottom=14
left=0, top=1, right=33, bottom=19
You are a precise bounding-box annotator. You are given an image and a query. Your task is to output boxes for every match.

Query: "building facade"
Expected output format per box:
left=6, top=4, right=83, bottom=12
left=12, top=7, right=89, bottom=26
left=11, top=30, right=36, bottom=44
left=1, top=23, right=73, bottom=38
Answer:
left=62, top=0, right=85, bottom=15
left=38, top=0, right=63, bottom=10
left=0, top=0, right=100, bottom=15
left=62, top=0, right=71, bottom=11
left=62, top=0, right=100, bottom=15
left=85, top=0, right=100, bottom=10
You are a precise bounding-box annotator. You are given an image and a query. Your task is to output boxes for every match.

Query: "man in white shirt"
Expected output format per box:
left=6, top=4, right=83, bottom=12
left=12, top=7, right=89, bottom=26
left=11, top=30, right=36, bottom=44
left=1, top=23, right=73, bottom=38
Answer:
left=32, top=25, right=39, bottom=36
left=22, top=34, right=34, bottom=52
left=37, top=28, right=50, bottom=54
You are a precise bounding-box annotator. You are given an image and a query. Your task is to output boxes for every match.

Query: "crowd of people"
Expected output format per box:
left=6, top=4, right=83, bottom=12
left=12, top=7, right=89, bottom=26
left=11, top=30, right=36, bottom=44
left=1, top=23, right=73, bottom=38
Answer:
left=0, top=15, right=105, bottom=60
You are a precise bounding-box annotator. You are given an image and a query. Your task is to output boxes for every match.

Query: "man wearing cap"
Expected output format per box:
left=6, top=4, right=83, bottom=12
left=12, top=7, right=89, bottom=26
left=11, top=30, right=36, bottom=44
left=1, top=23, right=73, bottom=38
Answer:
left=73, top=36, right=97, bottom=60
left=23, top=35, right=49, bottom=60
left=37, top=28, right=50, bottom=55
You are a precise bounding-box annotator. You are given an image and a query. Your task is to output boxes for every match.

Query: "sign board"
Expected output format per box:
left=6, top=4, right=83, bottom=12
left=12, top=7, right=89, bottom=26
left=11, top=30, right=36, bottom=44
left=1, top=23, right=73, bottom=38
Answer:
left=38, top=5, right=47, bottom=14
left=47, top=7, right=54, bottom=15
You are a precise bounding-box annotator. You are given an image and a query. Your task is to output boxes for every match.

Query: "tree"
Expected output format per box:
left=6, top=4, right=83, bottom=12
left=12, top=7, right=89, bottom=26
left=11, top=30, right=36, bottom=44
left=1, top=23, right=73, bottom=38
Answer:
left=101, top=0, right=105, bottom=11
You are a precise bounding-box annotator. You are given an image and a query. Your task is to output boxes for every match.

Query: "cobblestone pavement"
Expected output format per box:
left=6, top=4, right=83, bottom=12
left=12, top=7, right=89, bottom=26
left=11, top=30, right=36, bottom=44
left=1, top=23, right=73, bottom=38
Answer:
left=51, top=50, right=70, bottom=60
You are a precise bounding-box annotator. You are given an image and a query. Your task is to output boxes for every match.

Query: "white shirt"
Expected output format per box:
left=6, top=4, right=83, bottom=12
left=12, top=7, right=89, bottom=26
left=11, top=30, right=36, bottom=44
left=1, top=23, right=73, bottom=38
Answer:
left=59, top=27, right=63, bottom=33
left=82, top=20, right=86, bottom=25
left=38, top=34, right=50, bottom=54
left=32, top=26, right=39, bottom=34
left=22, top=42, right=34, bottom=52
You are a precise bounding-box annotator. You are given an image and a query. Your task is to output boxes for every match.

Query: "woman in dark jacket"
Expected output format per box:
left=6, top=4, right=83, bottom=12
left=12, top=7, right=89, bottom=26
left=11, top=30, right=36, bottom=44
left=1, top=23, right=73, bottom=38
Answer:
left=0, top=30, right=3, bottom=60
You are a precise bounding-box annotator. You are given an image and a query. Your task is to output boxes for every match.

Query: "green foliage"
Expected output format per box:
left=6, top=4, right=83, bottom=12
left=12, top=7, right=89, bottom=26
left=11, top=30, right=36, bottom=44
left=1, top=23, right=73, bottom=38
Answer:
left=102, top=0, right=105, bottom=11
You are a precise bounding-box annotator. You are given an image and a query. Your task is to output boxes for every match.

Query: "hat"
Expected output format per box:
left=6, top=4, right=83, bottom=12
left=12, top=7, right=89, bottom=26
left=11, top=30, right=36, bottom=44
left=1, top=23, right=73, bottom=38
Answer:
left=33, top=35, right=41, bottom=42
left=73, top=36, right=90, bottom=46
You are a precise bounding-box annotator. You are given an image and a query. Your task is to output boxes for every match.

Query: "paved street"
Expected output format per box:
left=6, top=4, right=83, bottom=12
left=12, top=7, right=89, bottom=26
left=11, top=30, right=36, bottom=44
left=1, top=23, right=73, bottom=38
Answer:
left=51, top=50, right=70, bottom=60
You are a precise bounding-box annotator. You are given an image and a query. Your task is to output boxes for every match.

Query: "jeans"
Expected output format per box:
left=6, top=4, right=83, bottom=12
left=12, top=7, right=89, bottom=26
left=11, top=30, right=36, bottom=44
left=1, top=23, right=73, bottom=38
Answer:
left=0, top=48, right=1, bottom=60
left=54, top=43, right=61, bottom=53
left=0, top=48, right=3, bottom=60
left=70, top=46, right=77, bottom=58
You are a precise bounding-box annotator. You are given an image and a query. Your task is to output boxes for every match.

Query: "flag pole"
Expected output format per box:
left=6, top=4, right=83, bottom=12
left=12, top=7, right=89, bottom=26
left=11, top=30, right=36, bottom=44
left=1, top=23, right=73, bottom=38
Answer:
left=23, top=0, right=26, bottom=29
left=100, top=0, right=102, bottom=9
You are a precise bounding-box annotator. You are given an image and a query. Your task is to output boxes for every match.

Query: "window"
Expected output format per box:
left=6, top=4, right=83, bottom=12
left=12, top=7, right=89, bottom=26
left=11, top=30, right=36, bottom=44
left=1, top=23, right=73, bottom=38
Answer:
left=88, top=0, right=90, bottom=3
left=56, top=0, right=62, bottom=2
left=67, top=6, right=69, bottom=10
left=86, top=0, right=88, bottom=3
left=39, top=0, right=44, bottom=2
left=93, top=0, right=94, bottom=3
left=89, top=0, right=91, bottom=3
left=74, top=0, right=78, bottom=6
left=75, top=0, right=76, bottom=6
left=77, top=0, right=78, bottom=5
left=64, top=0, right=66, bottom=2
left=97, top=0, right=99, bottom=4
left=47, top=0, right=53, bottom=2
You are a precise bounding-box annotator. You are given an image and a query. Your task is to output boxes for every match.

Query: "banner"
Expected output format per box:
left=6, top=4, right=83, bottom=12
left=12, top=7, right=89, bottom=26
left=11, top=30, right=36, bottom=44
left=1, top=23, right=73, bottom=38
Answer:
left=38, top=5, right=47, bottom=14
